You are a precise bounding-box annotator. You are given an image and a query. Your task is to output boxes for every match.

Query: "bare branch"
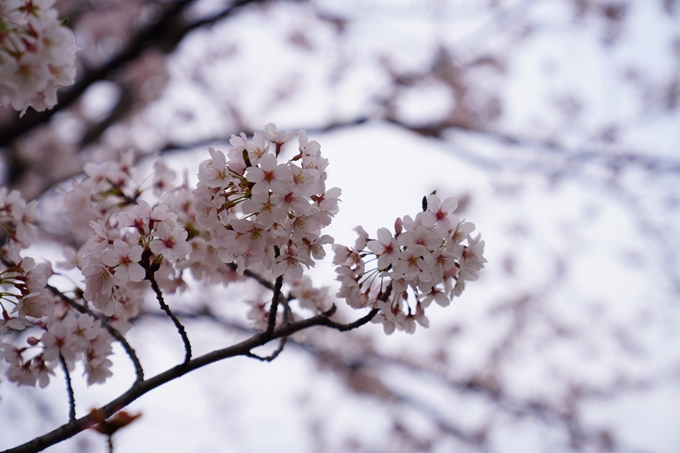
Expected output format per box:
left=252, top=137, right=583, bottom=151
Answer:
left=227, top=263, right=276, bottom=291
left=316, top=308, right=380, bottom=332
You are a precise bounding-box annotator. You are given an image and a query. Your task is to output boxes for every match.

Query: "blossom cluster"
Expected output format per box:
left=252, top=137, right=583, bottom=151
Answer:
left=0, top=151, right=197, bottom=387
left=333, top=195, right=486, bottom=334
left=0, top=188, right=113, bottom=387
left=0, top=0, right=77, bottom=115
left=193, top=124, right=340, bottom=287
left=61, top=151, right=198, bottom=325
left=55, top=125, right=339, bottom=347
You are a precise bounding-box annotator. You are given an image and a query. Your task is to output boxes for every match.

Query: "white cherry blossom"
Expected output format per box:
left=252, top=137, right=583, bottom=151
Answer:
left=150, top=221, right=191, bottom=261
left=101, top=239, right=145, bottom=284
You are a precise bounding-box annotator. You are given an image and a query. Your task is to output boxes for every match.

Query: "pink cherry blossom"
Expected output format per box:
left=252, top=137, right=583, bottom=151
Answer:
left=245, top=153, right=292, bottom=195
left=263, top=123, right=295, bottom=146
left=150, top=222, right=191, bottom=261
left=367, top=227, right=400, bottom=270
left=101, top=239, right=145, bottom=284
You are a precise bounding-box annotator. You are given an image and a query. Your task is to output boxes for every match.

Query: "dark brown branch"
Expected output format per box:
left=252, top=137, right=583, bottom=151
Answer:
left=58, top=354, right=76, bottom=423
left=310, top=283, right=389, bottom=332
left=0, top=303, right=381, bottom=453
left=265, top=275, right=284, bottom=337
left=226, top=262, right=276, bottom=291
left=140, top=303, right=634, bottom=452
left=246, top=336, right=288, bottom=362
left=46, top=284, right=144, bottom=383
left=316, top=308, right=380, bottom=332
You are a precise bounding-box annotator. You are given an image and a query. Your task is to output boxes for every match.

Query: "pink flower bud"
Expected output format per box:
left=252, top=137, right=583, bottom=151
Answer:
left=394, top=217, right=403, bottom=235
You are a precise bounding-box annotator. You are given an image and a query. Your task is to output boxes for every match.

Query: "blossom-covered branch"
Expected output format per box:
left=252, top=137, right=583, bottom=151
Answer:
left=0, top=124, right=484, bottom=452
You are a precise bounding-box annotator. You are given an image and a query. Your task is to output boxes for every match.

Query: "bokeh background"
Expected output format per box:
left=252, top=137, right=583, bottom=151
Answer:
left=1, top=0, right=680, bottom=452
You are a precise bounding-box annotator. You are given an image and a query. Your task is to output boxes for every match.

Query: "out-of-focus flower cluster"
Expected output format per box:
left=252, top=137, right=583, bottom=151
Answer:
left=0, top=0, right=77, bottom=115
left=0, top=188, right=113, bottom=387
left=333, top=195, right=486, bottom=334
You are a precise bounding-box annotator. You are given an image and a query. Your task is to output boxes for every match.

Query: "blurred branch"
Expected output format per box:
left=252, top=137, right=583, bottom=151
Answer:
left=158, top=115, right=680, bottom=175
left=0, top=0, right=269, bottom=148
left=77, top=83, right=135, bottom=148
left=0, top=0, right=191, bottom=147
left=382, top=117, right=680, bottom=174
left=158, top=117, right=371, bottom=154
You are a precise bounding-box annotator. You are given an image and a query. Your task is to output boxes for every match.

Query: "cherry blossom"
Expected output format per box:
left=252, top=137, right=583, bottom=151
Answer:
left=149, top=221, right=191, bottom=261
left=101, top=239, right=145, bottom=284
left=262, top=122, right=295, bottom=148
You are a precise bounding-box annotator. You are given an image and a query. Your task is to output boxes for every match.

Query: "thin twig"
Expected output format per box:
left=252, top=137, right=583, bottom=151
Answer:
left=226, top=263, right=275, bottom=291
left=145, top=267, right=192, bottom=363
left=246, top=336, right=288, bottom=362
left=58, top=354, right=76, bottom=423
left=318, top=308, right=380, bottom=332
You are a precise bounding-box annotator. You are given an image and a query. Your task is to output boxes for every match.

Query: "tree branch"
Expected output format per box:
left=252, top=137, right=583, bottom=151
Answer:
left=246, top=336, right=288, bottom=362
left=0, top=0, right=190, bottom=147
left=265, top=275, right=284, bottom=337
left=0, top=304, right=382, bottom=453
left=159, top=116, right=680, bottom=175
left=143, top=260, right=192, bottom=363
left=316, top=308, right=380, bottom=332
left=58, top=354, right=76, bottom=423
left=226, top=262, right=276, bottom=291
